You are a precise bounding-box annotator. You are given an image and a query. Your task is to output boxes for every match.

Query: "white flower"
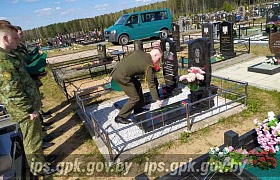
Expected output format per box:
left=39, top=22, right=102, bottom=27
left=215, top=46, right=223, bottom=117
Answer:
left=268, top=111, right=275, bottom=121
left=179, top=75, right=188, bottom=81
left=223, top=147, right=229, bottom=154
left=218, top=152, right=224, bottom=157
left=186, top=73, right=196, bottom=82
left=253, top=119, right=259, bottom=125
left=209, top=147, right=215, bottom=154
left=263, top=118, right=269, bottom=123
left=215, top=147, right=220, bottom=152
left=196, top=73, right=204, bottom=81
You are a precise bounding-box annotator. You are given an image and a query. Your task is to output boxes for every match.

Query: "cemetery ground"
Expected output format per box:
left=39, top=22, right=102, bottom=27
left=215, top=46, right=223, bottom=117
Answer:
left=40, top=45, right=277, bottom=179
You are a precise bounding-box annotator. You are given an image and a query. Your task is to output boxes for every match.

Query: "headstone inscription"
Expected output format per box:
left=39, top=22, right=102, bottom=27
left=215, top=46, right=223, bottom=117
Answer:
left=269, top=31, right=280, bottom=59
left=219, top=21, right=236, bottom=59
left=202, top=23, right=215, bottom=56
left=188, top=38, right=215, bottom=111
left=172, top=23, right=180, bottom=52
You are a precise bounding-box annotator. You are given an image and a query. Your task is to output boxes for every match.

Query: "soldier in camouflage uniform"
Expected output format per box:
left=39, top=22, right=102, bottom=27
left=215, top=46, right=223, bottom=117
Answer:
left=0, top=23, right=45, bottom=175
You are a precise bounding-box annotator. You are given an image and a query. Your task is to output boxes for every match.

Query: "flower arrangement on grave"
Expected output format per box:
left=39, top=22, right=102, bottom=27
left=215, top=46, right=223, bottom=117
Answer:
left=179, top=67, right=205, bottom=91
left=253, top=111, right=280, bottom=153
left=263, top=57, right=279, bottom=65
left=267, top=22, right=275, bottom=29
left=207, top=146, right=249, bottom=173
left=214, top=53, right=224, bottom=61
left=248, top=148, right=277, bottom=170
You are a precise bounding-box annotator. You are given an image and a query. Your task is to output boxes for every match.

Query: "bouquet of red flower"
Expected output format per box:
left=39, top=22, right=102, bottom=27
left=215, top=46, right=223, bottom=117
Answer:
left=249, top=148, right=277, bottom=170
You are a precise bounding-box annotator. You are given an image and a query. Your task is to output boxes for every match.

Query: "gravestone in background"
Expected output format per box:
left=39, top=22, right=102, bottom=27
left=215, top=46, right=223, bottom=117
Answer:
left=266, top=7, right=280, bottom=24
left=188, top=38, right=215, bottom=111
left=248, top=32, right=280, bottom=75
left=161, top=38, right=181, bottom=97
left=172, top=23, right=180, bottom=52
left=227, top=14, right=236, bottom=23
left=238, top=6, right=246, bottom=18
left=202, top=23, right=215, bottom=56
left=134, top=40, right=143, bottom=51
left=269, top=31, right=280, bottom=59
left=260, top=8, right=266, bottom=17
left=219, top=21, right=236, bottom=59
left=194, top=15, right=199, bottom=25
left=97, top=44, right=107, bottom=60
left=216, top=14, right=221, bottom=21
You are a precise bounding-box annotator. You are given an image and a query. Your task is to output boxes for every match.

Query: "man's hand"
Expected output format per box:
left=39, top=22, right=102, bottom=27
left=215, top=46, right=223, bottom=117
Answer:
left=156, top=100, right=163, bottom=108
left=29, top=111, right=40, bottom=120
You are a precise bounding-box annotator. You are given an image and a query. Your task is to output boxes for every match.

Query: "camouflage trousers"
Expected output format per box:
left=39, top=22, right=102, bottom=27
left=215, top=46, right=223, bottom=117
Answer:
left=19, top=116, right=45, bottom=175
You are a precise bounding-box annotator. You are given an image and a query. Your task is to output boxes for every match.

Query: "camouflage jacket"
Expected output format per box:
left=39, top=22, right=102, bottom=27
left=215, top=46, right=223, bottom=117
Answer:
left=0, top=48, right=41, bottom=122
left=11, top=43, right=30, bottom=67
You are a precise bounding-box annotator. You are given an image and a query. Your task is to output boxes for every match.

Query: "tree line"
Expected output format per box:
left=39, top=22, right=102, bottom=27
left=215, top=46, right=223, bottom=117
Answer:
left=23, top=0, right=274, bottom=41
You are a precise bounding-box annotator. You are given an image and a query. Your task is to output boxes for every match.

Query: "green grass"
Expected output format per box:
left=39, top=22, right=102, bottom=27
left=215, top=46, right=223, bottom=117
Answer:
left=179, top=131, right=190, bottom=143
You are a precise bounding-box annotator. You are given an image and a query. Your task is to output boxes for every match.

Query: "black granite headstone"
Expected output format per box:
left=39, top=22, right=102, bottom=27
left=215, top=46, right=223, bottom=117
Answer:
left=224, top=130, right=239, bottom=148
left=219, top=21, right=236, bottom=58
left=188, top=38, right=215, bottom=110
left=266, top=7, right=280, bottom=24
left=172, top=23, right=180, bottom=52
left=188, top=38, right=211, bottom=88
left=202, top=23, right=215, bottom=56
left=227, top=14, right=236, bottom=23
left=134, top=40, right=143, bottom=51
left=260, top=8, right=265, bottom=17
left=97, top=44, right=107, bottom=60
left=134, top=100, right=187, bottom=132
left=161, top=38, right=181, bottom=97
left=216, top=14, right=221, bottom=21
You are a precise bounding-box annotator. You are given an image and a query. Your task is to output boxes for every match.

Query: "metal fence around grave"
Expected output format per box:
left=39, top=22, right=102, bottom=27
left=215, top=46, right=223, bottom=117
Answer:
left=49, top=55, right=116, bottom=100
left=75, top=75, right=248, bottom=161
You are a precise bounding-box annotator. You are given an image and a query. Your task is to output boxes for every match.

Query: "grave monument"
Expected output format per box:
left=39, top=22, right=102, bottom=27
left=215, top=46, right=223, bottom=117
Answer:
left=188, top=38, right=215, bottom=111
left=202, top=23, right=215, bottom=56
left=219, top=21, right=236, bottom=59
left=97, top=44, right=107, bottom=60
left=160, top=38, right=182, bottom=98
left=248, top=31, right=280, bottom=75
left=172, top=23, right=180, bottom=52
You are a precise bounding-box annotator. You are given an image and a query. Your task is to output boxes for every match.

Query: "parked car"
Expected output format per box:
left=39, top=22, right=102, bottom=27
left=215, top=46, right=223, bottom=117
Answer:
left=104, top=9, right=172, bottom=45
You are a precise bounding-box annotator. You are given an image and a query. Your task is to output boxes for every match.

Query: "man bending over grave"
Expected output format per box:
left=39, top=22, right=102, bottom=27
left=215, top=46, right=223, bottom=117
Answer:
left=111, top=48, right=163, bottom=124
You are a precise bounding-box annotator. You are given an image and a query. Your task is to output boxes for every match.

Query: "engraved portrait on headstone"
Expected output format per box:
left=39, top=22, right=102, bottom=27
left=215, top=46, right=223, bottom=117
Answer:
left=191, top=43, right=202, bottom=64
left=164, top=42, right=174, bottom=60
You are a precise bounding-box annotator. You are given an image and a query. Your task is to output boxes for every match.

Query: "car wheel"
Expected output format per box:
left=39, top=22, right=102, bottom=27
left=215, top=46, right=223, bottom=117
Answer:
left=118, top=35, right=129, bottom=45
left=160, top=29, right=168, bottom=38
